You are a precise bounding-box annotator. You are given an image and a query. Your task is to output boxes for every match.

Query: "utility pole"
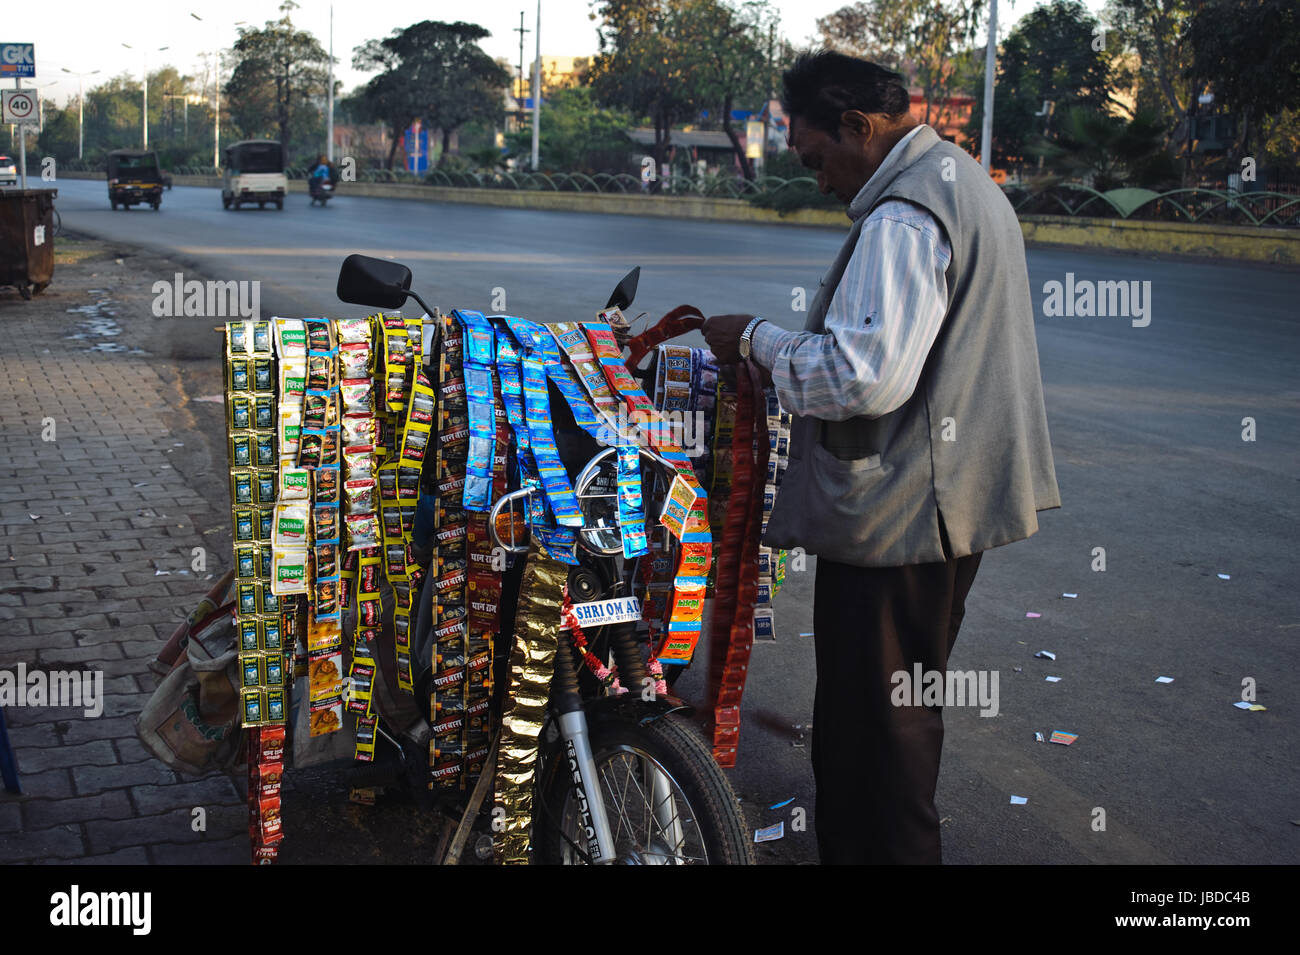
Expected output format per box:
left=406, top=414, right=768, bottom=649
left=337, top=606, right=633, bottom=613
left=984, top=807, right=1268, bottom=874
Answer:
left=61, top=68, right=101, bottom=160
left=530, top=0, right=541, bottom=170
left=514, top=11, right=529, bottom=130
left=979, top=0, right=997, bottom=173
left=215, top=53, right=221, bottom=169
left=191, top=15, right=246, bottom=170
left=327, top=4, right=334, bottom=162
left=123, top=43, right=169, bottom=150
left=761, top=20, right=775, bottom=175
left=15, top=77, right=26, bottom=188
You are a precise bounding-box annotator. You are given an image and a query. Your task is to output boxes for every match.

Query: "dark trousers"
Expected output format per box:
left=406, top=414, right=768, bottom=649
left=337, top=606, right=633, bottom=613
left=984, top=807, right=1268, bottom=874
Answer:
left=811, top=550, right=982, bottom=864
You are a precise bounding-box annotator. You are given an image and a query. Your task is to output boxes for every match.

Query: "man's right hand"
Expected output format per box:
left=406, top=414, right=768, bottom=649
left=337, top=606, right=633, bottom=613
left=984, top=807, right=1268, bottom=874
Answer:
left=703, top=314, right=755, bottom=364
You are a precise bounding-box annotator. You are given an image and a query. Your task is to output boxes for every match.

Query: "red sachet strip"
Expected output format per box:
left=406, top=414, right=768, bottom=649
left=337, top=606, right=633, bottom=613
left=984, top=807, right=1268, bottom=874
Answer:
left=712, top=360, right=771, bottom=768
left=625, top=305, right=706, bottom=370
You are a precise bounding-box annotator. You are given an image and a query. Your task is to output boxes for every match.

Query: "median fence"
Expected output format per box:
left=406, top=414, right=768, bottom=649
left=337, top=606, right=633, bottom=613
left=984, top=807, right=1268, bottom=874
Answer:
left=53, top=163, right=1300, bottom=265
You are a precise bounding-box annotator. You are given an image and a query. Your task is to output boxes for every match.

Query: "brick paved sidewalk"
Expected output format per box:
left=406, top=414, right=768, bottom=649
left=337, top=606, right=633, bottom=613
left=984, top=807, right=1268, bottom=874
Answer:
left=1, top=247, right=248, bottom=864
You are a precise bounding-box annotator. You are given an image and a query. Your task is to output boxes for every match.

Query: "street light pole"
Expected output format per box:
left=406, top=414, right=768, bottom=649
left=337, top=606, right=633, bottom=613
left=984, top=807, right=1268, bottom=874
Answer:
left=530, top=0, right=541, bottom=170
left=124, top=44, right=168, bottom=150
left=61, top=68, right=100, bottom=159
left=327, top=5, right=334, bottom=162
left=192, top=15, right=246, bottom=171
left=514, top=11, right=529, bottom=131
left=979, top=0, right=997, bottom=174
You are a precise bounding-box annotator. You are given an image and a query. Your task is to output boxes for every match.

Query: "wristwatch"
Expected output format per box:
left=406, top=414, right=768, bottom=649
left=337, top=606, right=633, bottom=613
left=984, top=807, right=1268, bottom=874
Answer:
left=738, top=317, right=765, bottom=360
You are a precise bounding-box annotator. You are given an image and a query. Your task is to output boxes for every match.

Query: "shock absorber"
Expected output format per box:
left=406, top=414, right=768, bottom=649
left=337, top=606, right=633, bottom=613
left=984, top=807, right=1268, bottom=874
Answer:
left=607, top=621, right=649, bottom=691
left=552, top=624, right=584, bottom=716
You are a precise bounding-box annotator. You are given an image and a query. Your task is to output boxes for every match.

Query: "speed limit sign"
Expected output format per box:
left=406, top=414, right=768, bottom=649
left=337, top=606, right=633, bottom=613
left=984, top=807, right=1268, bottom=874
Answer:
left=2, top=89, right=37, bottom=125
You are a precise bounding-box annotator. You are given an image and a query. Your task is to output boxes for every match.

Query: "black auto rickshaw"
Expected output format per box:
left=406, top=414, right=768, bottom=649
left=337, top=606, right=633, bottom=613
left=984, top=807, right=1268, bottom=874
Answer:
left=107, top=149, right=164, bottom=211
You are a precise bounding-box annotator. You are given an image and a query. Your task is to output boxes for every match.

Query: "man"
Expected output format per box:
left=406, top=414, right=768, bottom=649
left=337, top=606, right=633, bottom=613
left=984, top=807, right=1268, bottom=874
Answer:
left=704, top=51, right=1060, bottom=864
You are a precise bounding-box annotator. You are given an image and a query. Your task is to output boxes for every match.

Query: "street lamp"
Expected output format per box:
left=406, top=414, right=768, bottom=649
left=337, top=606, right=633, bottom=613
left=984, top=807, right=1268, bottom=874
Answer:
left=190, top=15, right=247, bottom=171
left=61, top=68, right=101, bottom=160
left=122, top=43, right=169, bottom=150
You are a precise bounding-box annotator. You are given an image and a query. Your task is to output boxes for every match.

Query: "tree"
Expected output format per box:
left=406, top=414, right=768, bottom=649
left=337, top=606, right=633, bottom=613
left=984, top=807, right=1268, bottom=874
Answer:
left=965, top=0, right=1117, bottom=170
left=816, top=0, right=986, bottom=132
left=503, top=86, right=632, bottom=172
left=689, top=0, right=779, bottom=179
left=352, top=21, right=508, bottom=169
left=816, top=2, right=902, bottom=66
left=1103, top=1, right=1199, bottom=157
left=1034, top=106, right=1180, bottom=189
left=1184, top=0, right=1300, bottom=161
left=224, top=1, right=331, bottom=166
left=588, top=0, right=707, bottom=183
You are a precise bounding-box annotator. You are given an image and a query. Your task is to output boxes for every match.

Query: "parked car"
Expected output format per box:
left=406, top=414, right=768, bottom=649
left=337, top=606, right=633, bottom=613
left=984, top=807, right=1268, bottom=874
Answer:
left=0, top=155, right=17, bottom=186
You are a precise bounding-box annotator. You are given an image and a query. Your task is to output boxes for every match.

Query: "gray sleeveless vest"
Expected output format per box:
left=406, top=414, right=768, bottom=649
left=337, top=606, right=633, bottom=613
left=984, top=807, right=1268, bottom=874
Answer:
left=763, top=125, right=1061, bottom=567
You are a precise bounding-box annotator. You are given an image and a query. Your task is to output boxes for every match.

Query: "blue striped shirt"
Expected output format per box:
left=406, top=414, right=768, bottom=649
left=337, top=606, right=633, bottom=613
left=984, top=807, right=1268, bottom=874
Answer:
left=751, top=130, right=952, bottom=422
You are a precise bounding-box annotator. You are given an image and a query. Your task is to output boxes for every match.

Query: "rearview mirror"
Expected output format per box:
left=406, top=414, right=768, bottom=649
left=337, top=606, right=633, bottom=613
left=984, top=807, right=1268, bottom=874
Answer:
left=605, top=266, right=640, bottom=310
left=336, top=254, right=413, bottom=310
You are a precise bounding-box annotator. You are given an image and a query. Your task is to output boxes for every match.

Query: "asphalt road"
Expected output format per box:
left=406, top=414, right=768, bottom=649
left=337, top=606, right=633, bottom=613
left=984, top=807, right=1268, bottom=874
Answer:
left=52, top=178, right=1300, bottom=865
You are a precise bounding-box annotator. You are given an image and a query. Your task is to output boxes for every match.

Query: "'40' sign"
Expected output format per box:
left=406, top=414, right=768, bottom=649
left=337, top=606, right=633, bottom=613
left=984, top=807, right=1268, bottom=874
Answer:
left=0, top=43, right=35, bottom=77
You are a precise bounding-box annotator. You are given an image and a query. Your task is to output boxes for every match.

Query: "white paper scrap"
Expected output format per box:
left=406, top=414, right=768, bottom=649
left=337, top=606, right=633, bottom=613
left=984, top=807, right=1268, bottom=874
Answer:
left=1155, top=676, right=1174, bottom=684
left=1010, top=795, right=1028, bottom=805
left=1045, top=676, right=1062, bottom=683
left=754, top=821, right=785, bottom=843
left=1035, top=650, right=1057, bottom=660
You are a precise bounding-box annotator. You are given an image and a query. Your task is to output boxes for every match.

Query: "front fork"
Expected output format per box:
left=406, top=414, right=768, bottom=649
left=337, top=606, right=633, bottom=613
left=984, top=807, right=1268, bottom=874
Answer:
left=550, top=624, right=687, bottom=865
left=552, top=637, right=619, bottom=864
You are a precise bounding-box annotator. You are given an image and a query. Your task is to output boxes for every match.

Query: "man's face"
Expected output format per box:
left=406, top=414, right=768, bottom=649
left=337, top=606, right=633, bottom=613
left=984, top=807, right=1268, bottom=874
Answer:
left=788, top=114, right=877, bottom=206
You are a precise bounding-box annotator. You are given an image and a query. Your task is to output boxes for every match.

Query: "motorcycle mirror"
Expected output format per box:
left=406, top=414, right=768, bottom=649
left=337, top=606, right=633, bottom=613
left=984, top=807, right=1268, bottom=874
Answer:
left=336, top=254, right=414, bottom=310
left=605, top=266, right=640, bottom=310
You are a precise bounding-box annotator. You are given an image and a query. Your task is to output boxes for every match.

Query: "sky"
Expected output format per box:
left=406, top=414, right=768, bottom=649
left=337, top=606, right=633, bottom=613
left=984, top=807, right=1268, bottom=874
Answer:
left=9, top=0, right=1109, bottom=107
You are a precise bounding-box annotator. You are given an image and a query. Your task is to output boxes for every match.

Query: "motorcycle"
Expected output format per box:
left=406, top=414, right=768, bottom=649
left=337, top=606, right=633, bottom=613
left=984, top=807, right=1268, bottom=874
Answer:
left=334, top=254, right=754, bottom=865
left=309, top=178, right=334, bottom=207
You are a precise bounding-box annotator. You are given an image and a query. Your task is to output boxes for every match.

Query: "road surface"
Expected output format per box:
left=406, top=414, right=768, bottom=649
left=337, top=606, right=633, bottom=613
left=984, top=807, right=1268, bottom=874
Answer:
left=50, top=178, right=1300, bottom=864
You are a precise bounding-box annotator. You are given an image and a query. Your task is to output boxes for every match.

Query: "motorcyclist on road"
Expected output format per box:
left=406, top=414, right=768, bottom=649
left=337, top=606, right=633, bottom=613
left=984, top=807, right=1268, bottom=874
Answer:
left=309, top=155, right=335, bottom=201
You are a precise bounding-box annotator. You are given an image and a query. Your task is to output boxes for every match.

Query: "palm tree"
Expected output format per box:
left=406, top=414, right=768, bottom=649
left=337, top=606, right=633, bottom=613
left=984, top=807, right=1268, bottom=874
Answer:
left=1032, top=107, right=1180, bottom=190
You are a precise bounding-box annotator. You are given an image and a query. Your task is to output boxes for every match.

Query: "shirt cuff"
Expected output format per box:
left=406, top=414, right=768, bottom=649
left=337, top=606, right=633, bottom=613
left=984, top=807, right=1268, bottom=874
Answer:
left=749, top=319, right=793, bottom=369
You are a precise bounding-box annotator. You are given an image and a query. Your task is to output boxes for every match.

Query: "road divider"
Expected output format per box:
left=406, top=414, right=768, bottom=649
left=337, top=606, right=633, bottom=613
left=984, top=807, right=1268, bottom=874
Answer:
left=55, top=170, right=1299, bottom=265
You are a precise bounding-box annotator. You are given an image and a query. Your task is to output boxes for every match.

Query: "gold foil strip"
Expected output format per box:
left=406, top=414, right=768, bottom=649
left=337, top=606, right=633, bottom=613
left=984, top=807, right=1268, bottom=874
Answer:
left=495, top=546, right=566, bottom=864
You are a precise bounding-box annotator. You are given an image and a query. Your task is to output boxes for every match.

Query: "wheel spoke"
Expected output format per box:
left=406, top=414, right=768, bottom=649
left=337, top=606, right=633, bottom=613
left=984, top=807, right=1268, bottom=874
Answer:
left=561, top=743, right=711, bottom=864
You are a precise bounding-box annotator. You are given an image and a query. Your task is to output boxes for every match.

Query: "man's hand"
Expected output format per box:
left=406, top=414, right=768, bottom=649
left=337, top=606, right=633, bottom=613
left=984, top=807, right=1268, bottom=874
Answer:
left=703, top=314, right=755, bottom=364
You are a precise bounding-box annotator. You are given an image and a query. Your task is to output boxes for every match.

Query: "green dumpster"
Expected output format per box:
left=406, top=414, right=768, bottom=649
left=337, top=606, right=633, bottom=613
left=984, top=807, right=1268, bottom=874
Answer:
left=0, top=188, right=57, bottom=299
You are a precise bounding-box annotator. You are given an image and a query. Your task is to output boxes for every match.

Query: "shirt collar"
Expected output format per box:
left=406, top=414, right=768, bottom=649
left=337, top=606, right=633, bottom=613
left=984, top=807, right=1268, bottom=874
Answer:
left=847, top=124, right=928, bottom=221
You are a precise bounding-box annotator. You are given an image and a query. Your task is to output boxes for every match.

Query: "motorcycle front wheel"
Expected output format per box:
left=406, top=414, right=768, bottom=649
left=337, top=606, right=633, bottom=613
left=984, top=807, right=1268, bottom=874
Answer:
left=533, top=713, right=753, bottom=865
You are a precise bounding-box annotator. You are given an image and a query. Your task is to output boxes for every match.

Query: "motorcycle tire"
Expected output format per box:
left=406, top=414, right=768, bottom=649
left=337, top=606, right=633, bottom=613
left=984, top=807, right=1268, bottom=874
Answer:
left=533, top=713, right=753, bottom=865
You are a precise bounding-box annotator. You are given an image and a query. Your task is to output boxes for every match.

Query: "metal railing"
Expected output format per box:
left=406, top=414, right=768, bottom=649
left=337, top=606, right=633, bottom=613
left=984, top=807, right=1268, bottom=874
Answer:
left=1004, top=183, right=1300, bottom=228
left=53, top=156, right=1300, bottom=227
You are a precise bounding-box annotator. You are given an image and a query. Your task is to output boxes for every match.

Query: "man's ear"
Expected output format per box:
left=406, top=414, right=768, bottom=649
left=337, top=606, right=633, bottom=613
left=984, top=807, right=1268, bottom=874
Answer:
left=840, top=110, right=874, bottom=141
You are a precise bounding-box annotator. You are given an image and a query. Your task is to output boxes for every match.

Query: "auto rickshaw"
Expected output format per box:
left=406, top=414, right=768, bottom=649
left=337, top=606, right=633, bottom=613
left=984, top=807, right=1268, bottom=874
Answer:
left=107, top=149, right=164, bottom=211
left=222, top=140, right=287, bottom=210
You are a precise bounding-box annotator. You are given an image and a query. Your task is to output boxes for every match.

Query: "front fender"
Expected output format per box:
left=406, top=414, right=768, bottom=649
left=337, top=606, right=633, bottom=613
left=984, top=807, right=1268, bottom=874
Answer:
left=580, top=692, right=694, bottom=728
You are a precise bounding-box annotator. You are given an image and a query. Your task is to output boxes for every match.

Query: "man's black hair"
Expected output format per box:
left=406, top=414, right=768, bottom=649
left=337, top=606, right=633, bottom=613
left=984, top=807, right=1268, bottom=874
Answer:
left=781, top=50, right=912, bottom=139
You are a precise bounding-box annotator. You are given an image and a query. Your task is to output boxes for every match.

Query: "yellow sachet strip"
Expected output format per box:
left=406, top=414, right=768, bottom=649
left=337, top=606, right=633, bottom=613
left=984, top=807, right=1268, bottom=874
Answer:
left=496, top=546, right=565, bottom=864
